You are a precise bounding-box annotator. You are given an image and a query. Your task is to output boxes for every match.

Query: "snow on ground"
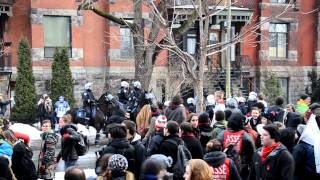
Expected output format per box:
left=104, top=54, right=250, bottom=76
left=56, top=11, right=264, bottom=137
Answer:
left=77, top=124, right=97, bottom=137
left=55, top=169, right=97, bottom=180
left=10, top=123, right=42, bottom=140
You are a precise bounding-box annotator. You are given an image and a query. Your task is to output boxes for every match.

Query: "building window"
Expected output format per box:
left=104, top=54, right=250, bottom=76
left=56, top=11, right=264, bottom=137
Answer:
left=120, top=26, right=134, bottom=59
left=269, top=23, right=288, bottom=58
left=187, top=33, right=197, bottom=55
left=270, top=0, right=290, bottom=3
left=43, top=16, right=71, bottom=58
left=209, top=32, right=218, bottom=45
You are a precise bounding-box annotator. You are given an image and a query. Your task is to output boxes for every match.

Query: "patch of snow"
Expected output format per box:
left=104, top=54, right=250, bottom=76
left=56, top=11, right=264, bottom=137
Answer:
left=9, top=123, right=42, bottom=140
left=77, top=124, right=97, bottom=137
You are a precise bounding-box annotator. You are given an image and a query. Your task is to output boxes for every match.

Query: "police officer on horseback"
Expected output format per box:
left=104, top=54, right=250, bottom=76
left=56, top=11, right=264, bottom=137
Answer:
left=82, top=82, right=97, bottom=120
left=127, top=81, right=144, bottom=114
left=118, top=81, right=130, bottom=105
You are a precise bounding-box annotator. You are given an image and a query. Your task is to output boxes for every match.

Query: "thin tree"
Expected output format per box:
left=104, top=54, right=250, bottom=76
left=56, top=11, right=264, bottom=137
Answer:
left=51, top=48, right=75, bottom=107
left=11, top=38, right=37, bottom=124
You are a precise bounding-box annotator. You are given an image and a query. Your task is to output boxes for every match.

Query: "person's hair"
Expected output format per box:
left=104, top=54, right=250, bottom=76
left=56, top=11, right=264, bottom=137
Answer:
left=198, top=112, right=210, bottom=124
left=1, top=130, right=17, bottom=146
left=206, top=139, right=222, bottom=152
left=256, top=102, right=265, bottom=111
left=97, top=153, right=113, bottom=176
left=166, top=121, right=179, bottom=135
left=275, top=96, right=285, bottom=106
left=263, top=124, right=281, bottom=142
left=273, top=121, right=285, bottom=129
left=300, top=94, right=309, bottom=100
left=214, top=91, right=224, bottom=100
left=108, top=124, right=127, bottom=138
left=215, top=110, right=225, bottom=122
left=258, top=93, right=265, bottom=100
left=224, top=109, right=232, bottom=121
left=180, top=122, right=193, bottom=133
left=64, top=167, right=86, bottom=180
left=187, top=113, right=197, bottom=122
left=187, top=159, right=213, bottom=180
left=286, top=104, right=296, bottom=112
left=280, top=128, right=295, bottom=152
left=171, top=95, right=183, bottom=105
left=122, top=120, right=136, bottom=136
left=141, top=159, right=166, bottom=180
left=42, top=119, right=51, bottom=126
left=251, top=107, right=260, bottom=112
left=61, top=114, right=72, bottom=124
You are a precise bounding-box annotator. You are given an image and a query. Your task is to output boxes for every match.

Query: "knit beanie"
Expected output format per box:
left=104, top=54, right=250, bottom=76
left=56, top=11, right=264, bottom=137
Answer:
left=155, top=115, right=167, bottom=129
left=108, top=154, right=128, bottom=172
left=149, top=154, right=173, bottom=168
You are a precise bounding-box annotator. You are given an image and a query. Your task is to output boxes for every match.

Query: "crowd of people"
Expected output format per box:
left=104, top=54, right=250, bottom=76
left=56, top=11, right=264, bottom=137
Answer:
left=0, top=88, right=320, bottom=180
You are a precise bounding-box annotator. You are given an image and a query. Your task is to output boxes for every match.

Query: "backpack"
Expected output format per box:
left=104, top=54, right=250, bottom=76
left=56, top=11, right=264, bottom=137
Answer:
left=75, top=131, right=89, bottom=156
left=166, top=139, right=192, bottom=178
left=267, top=106, right=285, bottom=122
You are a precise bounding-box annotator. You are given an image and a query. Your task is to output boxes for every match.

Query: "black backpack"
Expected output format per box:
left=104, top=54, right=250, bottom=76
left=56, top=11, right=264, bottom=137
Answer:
left=267, top=106, right=285, bottom=122
left=166, top=139, right=192, bottom=178
left=75, top=131, right=89, bottom=156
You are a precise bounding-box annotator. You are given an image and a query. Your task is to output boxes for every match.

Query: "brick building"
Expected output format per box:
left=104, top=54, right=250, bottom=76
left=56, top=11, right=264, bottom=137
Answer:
left=0, top=0, right=319, bottom=107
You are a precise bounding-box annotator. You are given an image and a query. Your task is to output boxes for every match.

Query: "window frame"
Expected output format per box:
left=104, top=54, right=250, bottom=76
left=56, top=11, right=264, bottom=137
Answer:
left=270, top=0, right=290, bottom=4
left=43, top=15, right=72, bottom=58
left=186, top=33, right=197, bottom=55
left=269, top=23, right=288, bottom=59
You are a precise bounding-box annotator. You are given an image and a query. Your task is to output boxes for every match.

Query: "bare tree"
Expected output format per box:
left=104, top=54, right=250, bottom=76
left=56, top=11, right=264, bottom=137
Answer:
left=78, top=0, right=198, bottom=90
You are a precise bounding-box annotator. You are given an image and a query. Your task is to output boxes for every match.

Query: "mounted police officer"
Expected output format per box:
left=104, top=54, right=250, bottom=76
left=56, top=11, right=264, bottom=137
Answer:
left=187, top=97, right=196, bottom=113
left=127, top=81, right=144, bottom=114
left=82, top=82, right=97, bottom=120
left=118, top=81, right=130, bottom=105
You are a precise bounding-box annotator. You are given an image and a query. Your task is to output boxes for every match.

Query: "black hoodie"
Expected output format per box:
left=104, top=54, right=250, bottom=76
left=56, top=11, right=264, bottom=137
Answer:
left=204, top=151, right=241, bottom=180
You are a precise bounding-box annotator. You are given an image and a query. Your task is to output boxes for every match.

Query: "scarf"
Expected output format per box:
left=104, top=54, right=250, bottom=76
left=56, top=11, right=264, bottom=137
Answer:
left=261, top=142, right=280, bottom=162
left=181, top=132, right=194, bottom=138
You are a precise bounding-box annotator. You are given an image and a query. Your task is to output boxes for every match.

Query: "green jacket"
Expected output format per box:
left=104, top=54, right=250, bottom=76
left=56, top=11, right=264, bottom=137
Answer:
left=211, top=120, right=227, bottom=139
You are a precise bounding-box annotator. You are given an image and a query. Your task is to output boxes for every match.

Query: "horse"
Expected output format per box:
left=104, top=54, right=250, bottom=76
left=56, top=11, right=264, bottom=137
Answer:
left=127, top=91, right=157, bottom=122
left=66, top=93, right=126, bottom=144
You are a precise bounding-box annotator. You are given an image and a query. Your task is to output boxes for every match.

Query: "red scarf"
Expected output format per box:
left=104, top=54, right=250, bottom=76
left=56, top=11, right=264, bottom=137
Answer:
left=261, top=143, right=280, bottom=161
left=181, top=132, right=194, bottom=138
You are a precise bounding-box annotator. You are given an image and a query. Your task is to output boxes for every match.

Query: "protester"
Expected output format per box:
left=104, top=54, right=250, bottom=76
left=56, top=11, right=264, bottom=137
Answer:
left=206, top=94, right=215, bottom=120
left=142, top=104, right=160, bottom=144
left=0, top=131, right=13, bottom=158
left=164, top=95, right=186, bottom=124
left=37, top=94, right=53, bottom=124
left=217, top=112, right=255, bottom=179
left=247, top=91, right=258, bottom=112
left=293, top=113, right=320, bottom=180
left=64, top=167, right=86, bottom=180
left=0, top=156, right=16, bottom=180
left=0, top=94, right=12, bottom=117
left=238, top=96, right=248, bottom=115
left=204, top=139, right=241, bottom=180
left=186, top=97, right=196, bottom=113
left=257, top=93, right=268, bottom=113
left=180, top=122, right=203, bottom=159
left=147, top=115, right=167, bottom=156
left=186, top=113, right=200, bottom=138
left=267, top=96, right=285, bottom=122
left=248, top=107, right=261, bottom=131
left=100, top=123, right=135, bottom=173
left=279, top=128, right=296, bottom=153
left=107, top=154, right=134, bottom=180
left=183, top=159, right=213, bottom=180
left=141, top=158, right=173, bottom=180
left=54, top=96, right=70, bottom=131
left=211, top=110, right=227, bottom=139
left=214, top=91, right=225, bottom=112
left=122, top=120, right=146, bottom=179
left=296, top=94, right=311, bottom=115
left=38, top=120, right=57, bottom=180
left=286, top=104, right=296, bottom=113
left=198, top=112, right=212, bottom=149
left=249, top=124, right=294, bottom=180
left=96, top=153, right=113, bottom=177
left=159, top=121, right=185, bottom=178
left=56, top=114, right=81, bottom=169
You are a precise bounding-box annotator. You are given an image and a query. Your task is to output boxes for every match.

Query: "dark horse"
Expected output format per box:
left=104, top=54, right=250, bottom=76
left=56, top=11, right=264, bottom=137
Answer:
left=127, top=91, right=157, bottom=122
left=66, top=93, right=126, bottom=144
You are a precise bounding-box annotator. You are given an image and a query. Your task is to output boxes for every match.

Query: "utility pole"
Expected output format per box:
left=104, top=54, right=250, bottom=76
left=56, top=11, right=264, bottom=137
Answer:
left=225, top=0, right=232, bottom=98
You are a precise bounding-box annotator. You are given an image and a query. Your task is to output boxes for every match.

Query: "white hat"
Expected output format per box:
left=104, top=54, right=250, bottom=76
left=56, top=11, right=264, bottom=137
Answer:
left=248, top=91, right=257, bottom=101
left=206, top=94, right=215, bottom=105
left=164, top=101, right=170, bottom=107
left=120, top=81, right=129, bottom=88
left=187, top=97, right=195, bottom=105
left=85, top=82, right=93, bottom=90
left=133, top=81, right=141, bottom=89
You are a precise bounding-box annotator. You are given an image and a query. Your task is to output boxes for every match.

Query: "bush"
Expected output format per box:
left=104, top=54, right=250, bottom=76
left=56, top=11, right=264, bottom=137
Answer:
left=51, top=48, right=75, bottom=107
left=11, top=38, right=37, bottom=123
left=307, top=70, right=320, bottom=102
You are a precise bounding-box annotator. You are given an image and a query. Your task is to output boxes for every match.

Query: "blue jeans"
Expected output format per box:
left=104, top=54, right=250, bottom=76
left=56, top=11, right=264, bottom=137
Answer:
left=65, top=160, right=78, bottom=169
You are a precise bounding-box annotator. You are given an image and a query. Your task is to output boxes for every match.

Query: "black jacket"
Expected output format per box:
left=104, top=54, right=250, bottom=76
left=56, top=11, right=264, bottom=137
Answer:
left=147, top=130, right=164, bottom=156
left=159, top=134, right=183, bottom=173
left=204, top=151, right=241, bottom=180
left=57, top=124, right=81, bottom=162
left=130, top=135, right=146, bottom=179
left=101, top=138, right=135, bottom=173
left=199, top=125, right=212, bottom=150
left=249, top=143, right=294, bottom=180
left=293, top=141, right=320, bottom=180
left=181, top=133, right=203, bottom=159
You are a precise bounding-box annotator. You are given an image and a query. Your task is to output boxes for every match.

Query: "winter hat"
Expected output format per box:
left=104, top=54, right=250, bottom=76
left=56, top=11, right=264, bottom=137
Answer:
left=227, top=112, right=245, bottom=131
left=237, top=97, right=246, bottom=103
left=155, top=115, right=167, bottom=129
left=248, top=92, right=257, bottom=101
left=263, top=124, right=280, bottom=142
left=107, top=154, right=128, bottom=172
left=198, top=113, right=210, bottom=125
left=150, top=154, right=173, bottom=168
left=206, top=94, right=215, bottom=106
left=226, top=98, right=238, bottom=108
